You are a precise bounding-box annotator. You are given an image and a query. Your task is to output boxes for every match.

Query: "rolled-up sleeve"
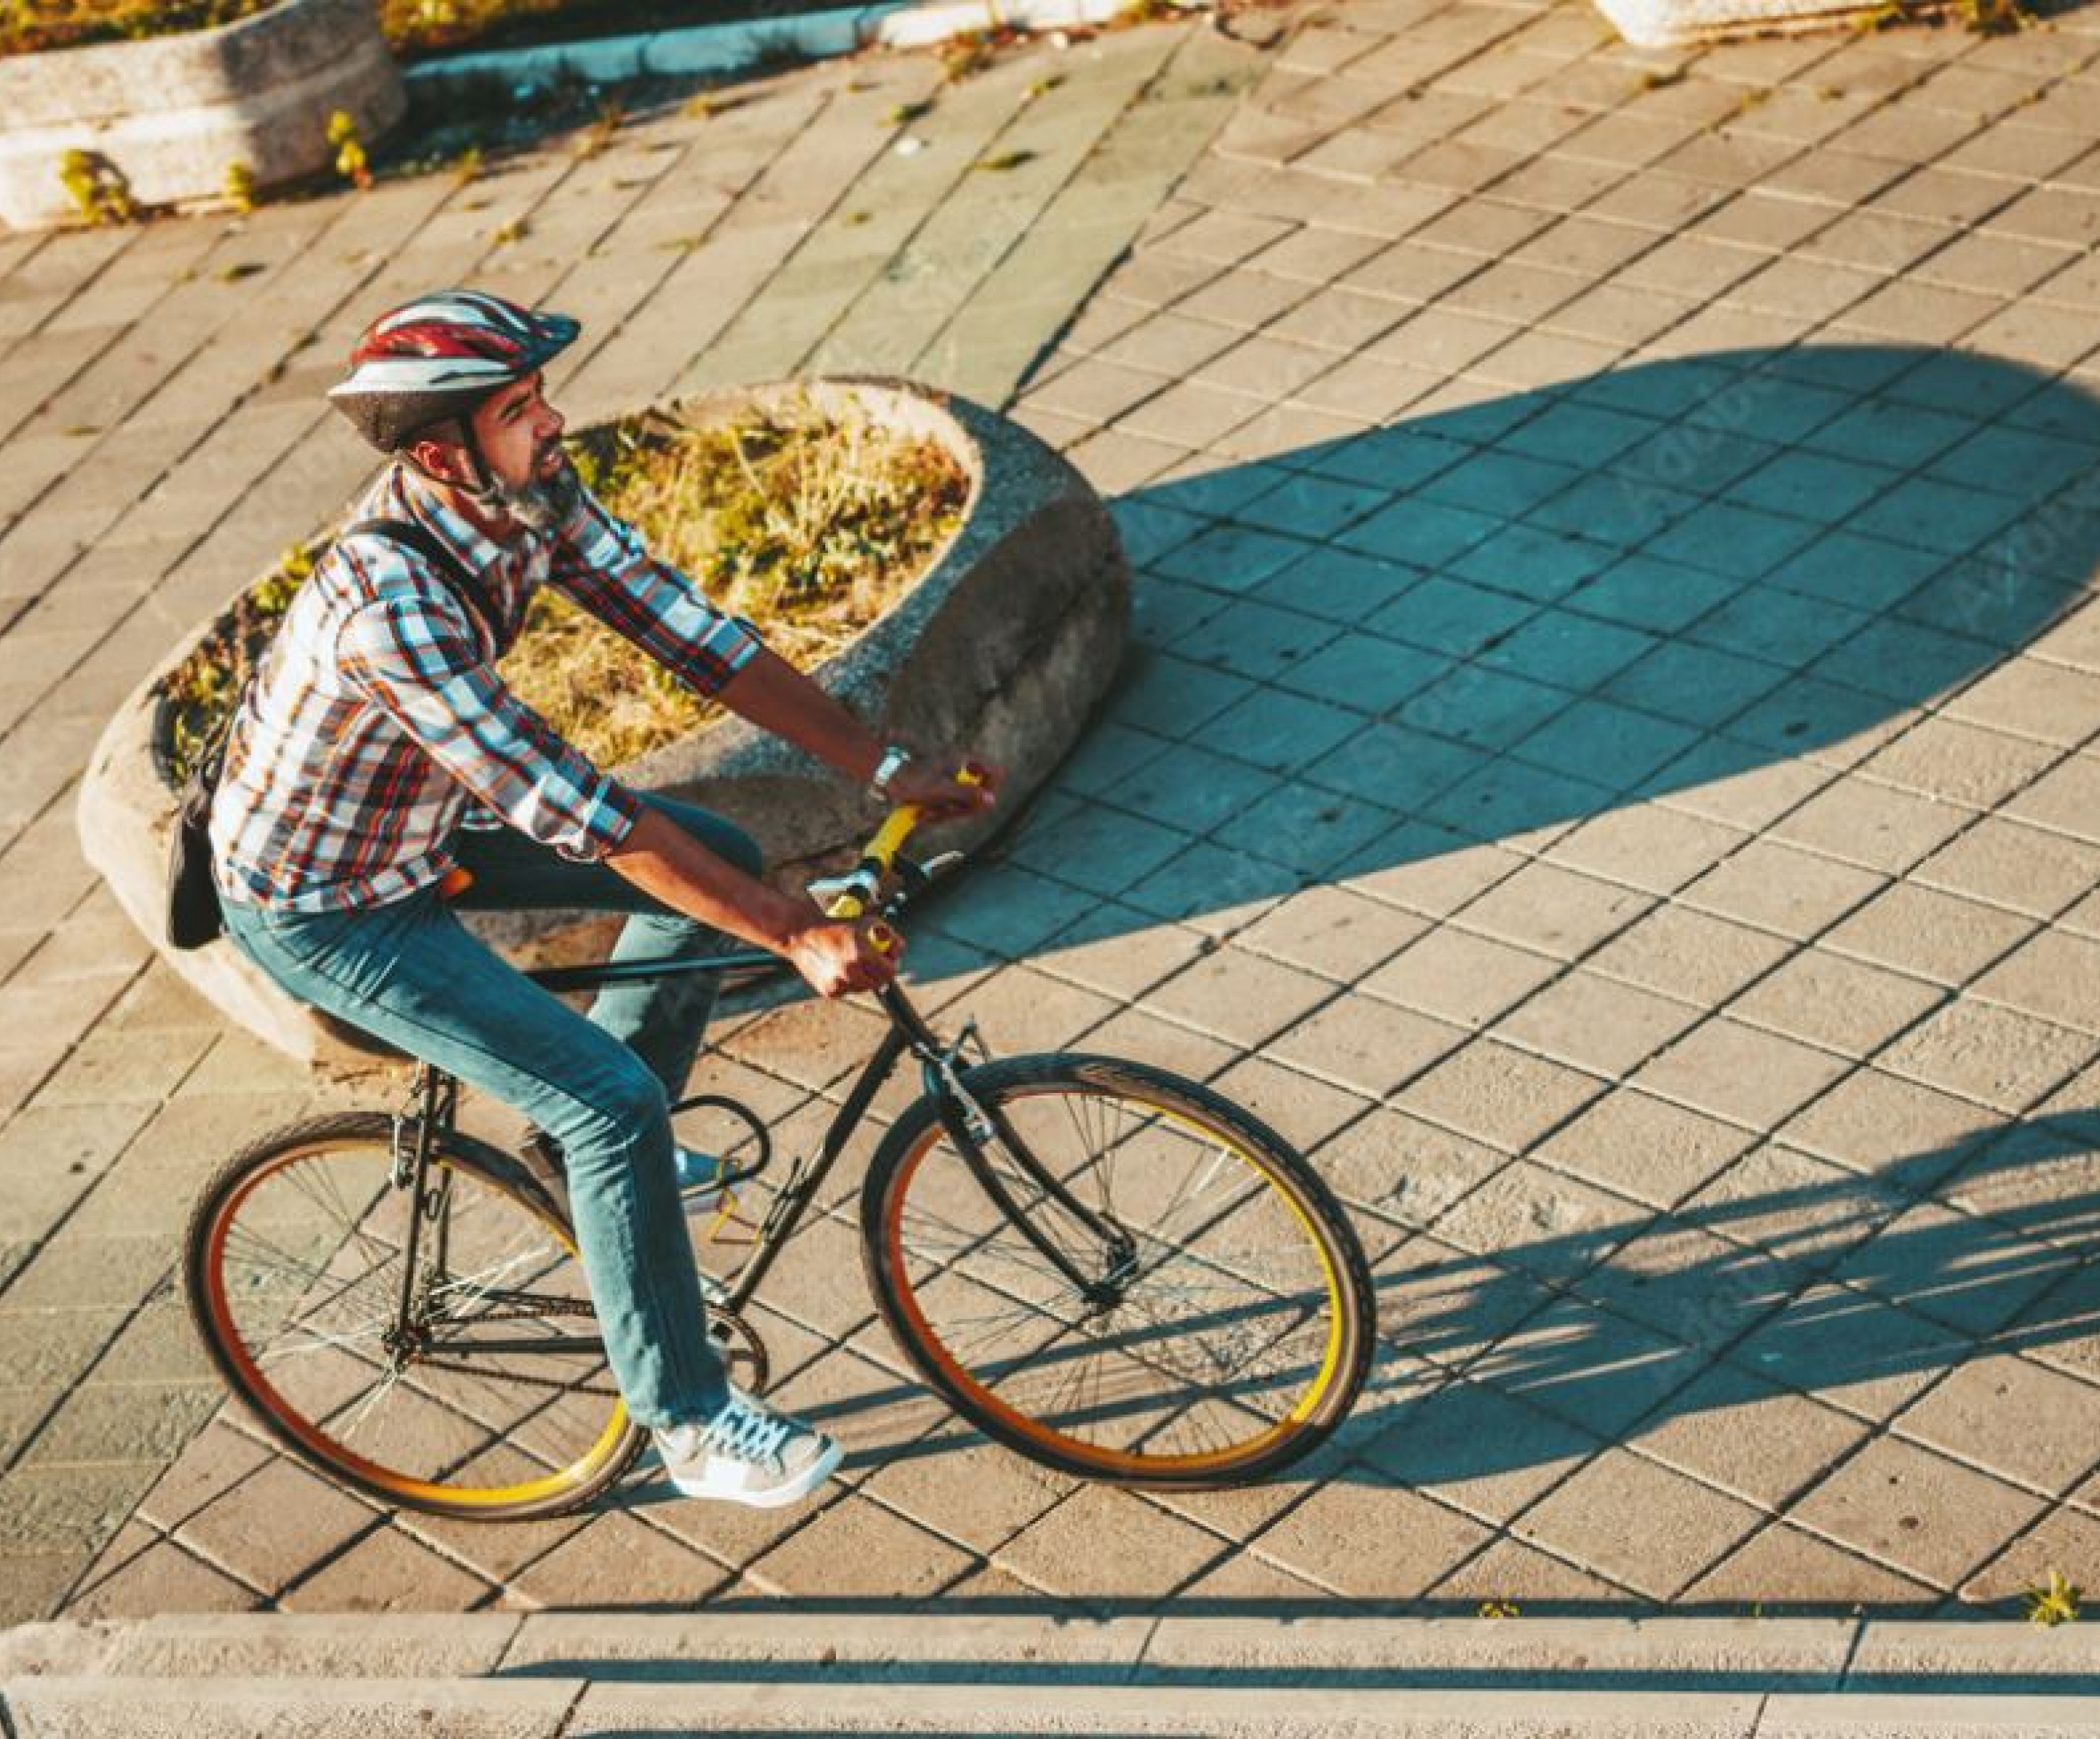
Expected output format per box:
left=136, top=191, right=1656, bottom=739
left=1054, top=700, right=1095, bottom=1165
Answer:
left=337, top=590, right=642, bottom=861
left=548, top=488, right=764, bottom=696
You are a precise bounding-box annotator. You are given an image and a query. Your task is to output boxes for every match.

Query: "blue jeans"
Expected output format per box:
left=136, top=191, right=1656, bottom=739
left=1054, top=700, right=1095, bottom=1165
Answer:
left=222, top=795, right=756, bottom=1430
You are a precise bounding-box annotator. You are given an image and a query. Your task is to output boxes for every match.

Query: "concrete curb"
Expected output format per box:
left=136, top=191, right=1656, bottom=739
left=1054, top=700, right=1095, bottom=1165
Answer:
left=401, top=0, right=1204, bottom=95
left=7, top=1614, right=2100, bottom=1734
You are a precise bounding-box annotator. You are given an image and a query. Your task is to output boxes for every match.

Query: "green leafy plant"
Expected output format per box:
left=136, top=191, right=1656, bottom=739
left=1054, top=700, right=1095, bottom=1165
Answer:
left=974, top=149, right=1035, bottom=172
left=326, top=110, right=373, bottom=191
left=2028, top=1568, right=2081, bottom=1628
left=1477, top=1600, right=1520, bottom=1619
left=58, top=149, right=138, bottom=225
left=885, top=98, right=934, bottom=126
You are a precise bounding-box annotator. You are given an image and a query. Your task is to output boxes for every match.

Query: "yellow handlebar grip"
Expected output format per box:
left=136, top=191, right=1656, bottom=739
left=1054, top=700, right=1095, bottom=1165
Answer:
left=865, top=919, right=900, bottom=957
left=864, top=803, right=924, bottom=870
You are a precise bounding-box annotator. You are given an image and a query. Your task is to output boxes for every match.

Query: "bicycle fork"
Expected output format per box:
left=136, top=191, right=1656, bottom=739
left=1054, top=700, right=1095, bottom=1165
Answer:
left=879, top=986, right=1136, bottom=1308
left=387, top=1064, right=457, bottom=1362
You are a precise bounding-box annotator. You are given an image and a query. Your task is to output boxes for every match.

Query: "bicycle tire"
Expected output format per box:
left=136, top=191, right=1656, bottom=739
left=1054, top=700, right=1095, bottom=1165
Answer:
left=185, top=1111, right=646, bottom=1520
left=860, top=1054, right=1375, bottom=1488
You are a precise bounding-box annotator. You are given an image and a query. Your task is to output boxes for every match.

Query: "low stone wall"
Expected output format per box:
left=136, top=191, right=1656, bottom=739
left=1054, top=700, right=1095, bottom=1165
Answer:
left=76, top=377, right=1130, bottom=1069
left=0, top=0, right=403, bottom=230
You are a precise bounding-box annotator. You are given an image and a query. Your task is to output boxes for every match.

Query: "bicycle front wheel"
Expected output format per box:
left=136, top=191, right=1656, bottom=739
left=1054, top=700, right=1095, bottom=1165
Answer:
left=185, top=1112, right=645, bottom=1520
left=861, top=1055, right=1374, bottom=1487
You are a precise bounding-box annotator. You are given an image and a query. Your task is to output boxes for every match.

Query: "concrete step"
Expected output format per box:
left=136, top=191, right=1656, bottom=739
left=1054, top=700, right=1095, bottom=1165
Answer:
left=7, top=1613, right=2100, bottom=1736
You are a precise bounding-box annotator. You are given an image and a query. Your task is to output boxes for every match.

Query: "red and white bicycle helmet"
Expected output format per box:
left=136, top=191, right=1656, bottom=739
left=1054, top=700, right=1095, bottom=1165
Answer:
left=327, top=289, right=580, bottom=453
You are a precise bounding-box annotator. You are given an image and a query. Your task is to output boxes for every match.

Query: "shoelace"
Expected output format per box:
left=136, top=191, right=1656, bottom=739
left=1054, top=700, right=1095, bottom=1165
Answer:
left=703, top=1399, right=793, bottom=1465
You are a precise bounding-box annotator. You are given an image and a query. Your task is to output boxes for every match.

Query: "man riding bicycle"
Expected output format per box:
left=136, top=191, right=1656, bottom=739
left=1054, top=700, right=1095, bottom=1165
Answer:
left=208, top=289, right=997, bottom=1510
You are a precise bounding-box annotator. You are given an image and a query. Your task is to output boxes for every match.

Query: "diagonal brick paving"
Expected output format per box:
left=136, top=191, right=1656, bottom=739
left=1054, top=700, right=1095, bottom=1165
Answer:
left=7, top=0, right=2100, bottom=1636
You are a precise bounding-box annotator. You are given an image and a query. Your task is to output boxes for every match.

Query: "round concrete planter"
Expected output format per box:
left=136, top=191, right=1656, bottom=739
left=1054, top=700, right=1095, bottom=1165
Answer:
left=1589, top=0, right=1865, bottom=45
left=77, top=377, right=1131, bottom=1069
left=0, top=0, right=404, bottom=231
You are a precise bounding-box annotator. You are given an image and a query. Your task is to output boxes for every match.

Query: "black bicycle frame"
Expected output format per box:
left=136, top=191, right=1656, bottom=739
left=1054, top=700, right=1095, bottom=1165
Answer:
left=516, top=946, right=1130, bottom=1310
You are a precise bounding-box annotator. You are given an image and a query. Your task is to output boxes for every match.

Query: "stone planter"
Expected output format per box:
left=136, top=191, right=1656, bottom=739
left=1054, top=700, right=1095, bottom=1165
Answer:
left=1589, top=0, right=1866, bottom=45
left=0, top=0, right=404, bottom=231
left=77, top=377, right=1131, bottom=1069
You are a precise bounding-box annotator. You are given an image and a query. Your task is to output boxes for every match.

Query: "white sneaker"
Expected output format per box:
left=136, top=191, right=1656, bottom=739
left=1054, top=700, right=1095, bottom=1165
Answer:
left=654, top=1389, right=841, bottom=1508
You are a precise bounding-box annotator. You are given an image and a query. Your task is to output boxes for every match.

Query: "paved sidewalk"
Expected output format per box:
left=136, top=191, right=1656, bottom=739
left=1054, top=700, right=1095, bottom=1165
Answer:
left=7, top=0, right=2100, bottom=1640
left=11, top=1609, right=2100, bottom=1734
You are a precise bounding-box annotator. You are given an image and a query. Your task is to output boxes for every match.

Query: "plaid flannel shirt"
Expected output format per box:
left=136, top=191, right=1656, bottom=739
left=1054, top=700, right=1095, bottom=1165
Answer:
left=210, top=464, right=762, bottom=912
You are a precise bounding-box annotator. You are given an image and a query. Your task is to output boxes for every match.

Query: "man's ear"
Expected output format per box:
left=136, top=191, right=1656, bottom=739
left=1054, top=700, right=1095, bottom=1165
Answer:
left=404, top=435, right=469, bottom=485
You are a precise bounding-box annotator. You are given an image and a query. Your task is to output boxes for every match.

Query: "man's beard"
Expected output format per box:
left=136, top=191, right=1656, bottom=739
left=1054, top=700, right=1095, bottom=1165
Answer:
left=488, top=447, right=582, bottom=532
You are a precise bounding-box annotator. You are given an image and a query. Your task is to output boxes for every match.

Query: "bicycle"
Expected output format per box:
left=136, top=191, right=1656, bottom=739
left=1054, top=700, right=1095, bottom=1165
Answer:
left=183, top=793, right=1377, bottom=1520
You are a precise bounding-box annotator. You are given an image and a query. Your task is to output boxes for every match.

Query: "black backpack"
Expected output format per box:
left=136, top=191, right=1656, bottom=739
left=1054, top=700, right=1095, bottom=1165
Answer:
left=164, top=517, right=496, bottom=950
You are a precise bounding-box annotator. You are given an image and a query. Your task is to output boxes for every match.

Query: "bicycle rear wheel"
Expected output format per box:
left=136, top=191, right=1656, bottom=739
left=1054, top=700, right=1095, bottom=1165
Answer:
left=185, top=1112, right=645, bottom=1520
left=861, top=1055, right=1374, bottom=1487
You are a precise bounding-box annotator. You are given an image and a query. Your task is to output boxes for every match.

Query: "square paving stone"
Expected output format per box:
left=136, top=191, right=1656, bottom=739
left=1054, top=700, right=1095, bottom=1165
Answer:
left=1511, top=697, right=1707, bottom=795
left=1249, top=1473, right=1493, bottom=1601
left=1358, top=1371, right=1605, bottom=1526
left=1824, top=883, right=2039, bottom=988
left=177, top=1456, right=379, bottom=1597
left=1431, top=1536, right=1633, bottom=1611
left=1788, top=1435, right=2044, bottom=1593
left=1959, top=1502, right=2100, bottom=1611
left=857, top=1433, right=1076, bottom=1556
left=1475, top=1294, right=1710, bottom=1443
left=1635, top=1362, right=1874, bottom=1512
left=1235, top=884, right=1427, bottom=983
left=1680, top=1520, right=1936, bottom=1611
left=1433, top=1159, right=1644, bottom=1285
left=1778, top=1069, right=1997, bottom=1189
left=1586, top=906, right=1794, bottom=1007
left=1537, top=1090, right=1759, bottom=1212
left=1577, top=1220, right=1808, bottom=1353
left=1678, top=839, right=1887, bottom=942
left=1727, top=1284, right=1968, bottom=1425
left=1318, top=1104, right=1511, bottom=1232
left=1893, top=1354, right=2100, bottom=1498
left=744, top=1492, right=976, bottom=1601
left=1362, top=926, right=1564, bottom=1032
left=1268, top=993, right=1466, bottom=1100
left=65, top=1530, right=260, bottom=1618
left=1400, top=1039, right=1608, bottom=1154
left=1831, top=1201, right=2075, bottom=1336
left=1512, top=1447, right=1764, bottom=1601
left=1633, top=1020, right=1854, bottom=1134
left=1543, top=803, right=1751, bottom=898
left=1337, top=824, right=1532, bottom=922
left=1881, top=1000, right=2098, bottom=1112
left=995, top=1486, right=1227, bottom=1602
left=1456, top=861, right=1657, bottom=962
left=280, top=1518, right=496, bottom=1613
left=1973, top=930, right=2100, bottom=1037
left=1729, top=950, right=1948, bottom=1061
left=1768, top=778, right=1975, bottom=878
left=1373, top=1235, right=1552, bottom=1379
left=1496, top=971, right=1707, bottom=1082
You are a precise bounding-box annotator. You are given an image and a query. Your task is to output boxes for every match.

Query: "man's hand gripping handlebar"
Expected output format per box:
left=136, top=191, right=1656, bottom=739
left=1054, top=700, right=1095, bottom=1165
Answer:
left=805, top=761, right=994, bottom=979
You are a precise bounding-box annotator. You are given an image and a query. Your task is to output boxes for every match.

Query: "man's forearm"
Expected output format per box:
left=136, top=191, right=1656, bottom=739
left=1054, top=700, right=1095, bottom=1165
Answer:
left=718, top=646, right=885, bottom=785
left=603, top=807, right=811, bottom=953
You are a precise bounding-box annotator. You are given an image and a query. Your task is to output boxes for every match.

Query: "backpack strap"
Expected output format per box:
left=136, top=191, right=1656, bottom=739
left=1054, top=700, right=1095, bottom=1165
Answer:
left=340, top=515, right=504, bottom=643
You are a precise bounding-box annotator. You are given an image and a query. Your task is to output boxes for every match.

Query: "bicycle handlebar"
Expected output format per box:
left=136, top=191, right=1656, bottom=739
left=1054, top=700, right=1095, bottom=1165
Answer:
left=812, top=762, right=990, bottom=948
